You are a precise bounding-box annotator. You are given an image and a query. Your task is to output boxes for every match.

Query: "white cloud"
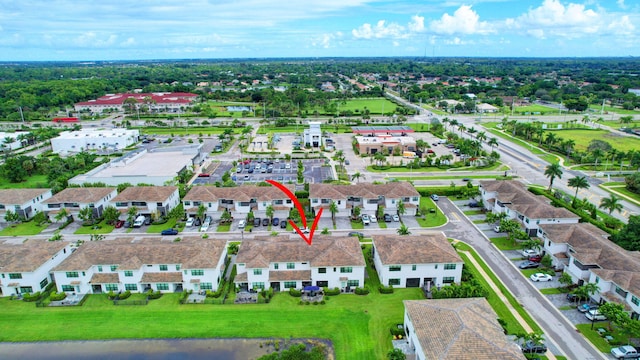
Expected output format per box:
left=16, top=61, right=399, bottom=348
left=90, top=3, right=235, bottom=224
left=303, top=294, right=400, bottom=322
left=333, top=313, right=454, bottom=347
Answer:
left=508, top=0, right=600, bottom=38
left=429, top=5, right=494, bottom=35
left=352, top=20, right=408, bottom=39
left=73, top=32, right=118, bottom=48
left=617, top=0, right=627, bottom=9
left=407, top=15, right=425, bottom=33
left=607, top=15, right=635, bottom=36
left=312, top=32, right=343, bottom=48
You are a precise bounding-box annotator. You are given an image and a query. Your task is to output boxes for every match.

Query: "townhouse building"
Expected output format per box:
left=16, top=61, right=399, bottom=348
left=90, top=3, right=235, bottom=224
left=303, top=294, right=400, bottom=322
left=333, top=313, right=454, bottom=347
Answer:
left=43, top=187, right=117, bottom=221
left=0, top=188, right=52, bottom=220
left=182, top=184, right=295, bottom=220
left=309, top=182, right=420, bottom=218
left=0, top=239, right=73, bottom=296
left=373, top=233, right=463, bottom=289
left=538, top=222, right=640, bottom=318
left=480, top=180, right=579, bottom=236
left=52, top=237, right=228, bottom=294
left=111, top=186, right=180, bottom=218
left=234, top=236, right=365, bottom=292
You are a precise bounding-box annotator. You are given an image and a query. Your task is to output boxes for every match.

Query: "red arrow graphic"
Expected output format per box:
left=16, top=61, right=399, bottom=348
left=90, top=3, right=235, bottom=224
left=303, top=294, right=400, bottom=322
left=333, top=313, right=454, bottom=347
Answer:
left=266, top=179, right=322, bottom=246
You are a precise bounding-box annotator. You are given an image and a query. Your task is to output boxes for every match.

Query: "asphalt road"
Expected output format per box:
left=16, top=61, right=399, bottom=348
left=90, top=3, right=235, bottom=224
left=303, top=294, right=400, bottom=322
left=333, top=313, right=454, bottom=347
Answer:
left=437, top=197, right=605, bottom=360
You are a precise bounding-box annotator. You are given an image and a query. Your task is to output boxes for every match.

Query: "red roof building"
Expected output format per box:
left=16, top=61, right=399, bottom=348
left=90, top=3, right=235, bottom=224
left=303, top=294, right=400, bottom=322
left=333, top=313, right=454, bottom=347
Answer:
left=74, top=92, right=198, bottom=113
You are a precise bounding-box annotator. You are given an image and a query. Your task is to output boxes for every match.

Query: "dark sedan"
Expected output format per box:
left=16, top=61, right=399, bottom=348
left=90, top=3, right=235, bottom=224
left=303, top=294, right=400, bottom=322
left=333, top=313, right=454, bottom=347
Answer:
left=383, top=213, right=392, bottom=222
left=272, top=218, right=280, bottom=226
left=161, top=228, right=178, bottom=235
left=262, top=218, right=270, bottom=226
left=253, top=218, right=261, bottom=227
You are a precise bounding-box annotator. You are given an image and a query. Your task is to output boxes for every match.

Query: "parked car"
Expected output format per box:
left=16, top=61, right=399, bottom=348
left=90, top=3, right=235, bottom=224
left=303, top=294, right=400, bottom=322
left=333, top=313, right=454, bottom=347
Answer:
left=430, top=194, right=439, bottom=201
left=577, top=303, right=599, bottom=313
left=236, top=167, right=242, bottom=173
left=370, top=215, right=377, bottom=223
left=361, top=214, right=370, bottom=225
left=392, top=214, right=400, bottom=222
left=462, top=178, right=471, bottom=181
left=144, top=216, right=151, bottom=226
left=194, top=218, right=201, bottom=227
left=292, top=227, right=310, bottom=234
left=280, top=220, right=287, bottom=229
left=467, top=201, right=480, bottom=208
left=611, top=345, right=640, bottom=359
left=185, top=218, right=194, bottom=227
left=262, top=218, right=270, bottom=226
left=161, top=228, right=178, bottom=235
left=521, top=340, right=547, bottom=354
left=493, top=225, right=501, bottom=232
left=384, top=214, right=392, bottom=222
left=348, top=231, right=364, bottom=237
left=585, top=309, right=607, bottom=321
left=530, top=273, right=553, bottom=282
left=566, top=293, right=584, bottom=302
left=253, top=218, right=261, bottom=227
left=521, top=249, right=540, bottom=258
left=238, top=220, right=246, bottom=229
left=518, top=261, right=540, bottom=269
left=114, top=220, right=124, bottom=228
left=527, top=254, right=543, bottom=262
left=272, top=218, right=279, bottom=226
left=123, top=220, right=131, bottom=228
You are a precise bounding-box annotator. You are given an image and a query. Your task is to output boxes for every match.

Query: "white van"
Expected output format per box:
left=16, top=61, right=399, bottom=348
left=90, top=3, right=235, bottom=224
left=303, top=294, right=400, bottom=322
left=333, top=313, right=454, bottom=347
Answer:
left=133, top=215, right=146, bottom=227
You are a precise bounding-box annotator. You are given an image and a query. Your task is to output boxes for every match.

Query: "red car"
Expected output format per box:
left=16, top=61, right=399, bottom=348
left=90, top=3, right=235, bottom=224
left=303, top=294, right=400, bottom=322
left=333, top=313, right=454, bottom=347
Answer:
left=198, top=173, right=210, bottom=177
left=528, top=255, right=542, bottom=263
left=114, top=220, right=124, bottom=228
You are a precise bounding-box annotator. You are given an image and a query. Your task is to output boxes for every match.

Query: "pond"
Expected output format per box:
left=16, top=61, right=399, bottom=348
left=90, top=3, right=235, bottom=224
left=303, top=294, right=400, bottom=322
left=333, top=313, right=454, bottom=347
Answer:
left=0, top=338, right=293, bottom=360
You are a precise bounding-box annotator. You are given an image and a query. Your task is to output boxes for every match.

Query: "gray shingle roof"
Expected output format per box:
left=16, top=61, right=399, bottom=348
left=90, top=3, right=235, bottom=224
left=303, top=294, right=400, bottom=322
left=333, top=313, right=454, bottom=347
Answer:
left=0, top=239, right=68, bottom=272
left=373, top=233, right=462, bottom=265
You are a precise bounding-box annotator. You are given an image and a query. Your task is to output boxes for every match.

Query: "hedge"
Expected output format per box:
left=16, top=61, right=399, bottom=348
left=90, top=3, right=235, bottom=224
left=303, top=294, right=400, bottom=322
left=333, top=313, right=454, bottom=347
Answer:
left=49, top=291, right=67, bottom=301
left=379, top=285, right=394, bottom=294
left=323, top=287, right=341, bottom=296
left=289, top=288, right=302, bottom=297
left=355, top=287, right=370, bottom=295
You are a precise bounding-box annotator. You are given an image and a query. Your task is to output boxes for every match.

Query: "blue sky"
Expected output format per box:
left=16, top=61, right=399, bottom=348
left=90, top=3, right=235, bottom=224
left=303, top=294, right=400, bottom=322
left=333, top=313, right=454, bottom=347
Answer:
left=0, top=0, right=638, bottom=61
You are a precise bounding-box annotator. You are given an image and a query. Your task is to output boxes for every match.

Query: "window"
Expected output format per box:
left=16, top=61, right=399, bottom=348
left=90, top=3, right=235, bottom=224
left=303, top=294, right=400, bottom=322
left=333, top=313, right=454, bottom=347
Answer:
left=200, top=283, right=213, bottom=290
left=253, top=269, right=262, bottom=275
left=159, top=265, right=168, bottom=271
left=191, top=269, right=204, bottom=276
left=176, top=265, right=181, bottom=271
left=62, top=285, right=75, bottom=292
left=318, top=268, right=326, bottom=274
left=340, top=267, right=353, bottom=273
left=287, top=263, right=295, bottom=269
left=20, top=286, right=33, bottom=294
left=412, top=265, right=417, bottom=271
left=98, top=266, right=103, bottom=272
left=8, top=273, right=22, bottom=279
left=125, top=284, right=138, bottom=291
left=110, top=265, right=118, bottom=271
left=40, top=278, right=49, bottom=289
left=389, top=265, right=401, bottom=272
left=274, top=263, right=279, bottom=270
left=632, top=296, right=640, bottom=306
left=105, top=284, right=118, bottom=291
left=347, top=280, right=359, bottom=287
left=66, top=272, right=79, bottom=278
left=443, top=277, right=455, bottom=284
left=253, top=282, right=265, bottom=290
left=444, top=264, right=457, bottom=270
left=615, top=286, right=628, bottom=297
left=156, top=283, right=169, bottom=291
left=124, top=271, right=133, bottom=277
left=284, top=281, right=297, bottom=289
left=183, top=201, right=191, bottom=206
left=389, top=279, right=401, bottom=286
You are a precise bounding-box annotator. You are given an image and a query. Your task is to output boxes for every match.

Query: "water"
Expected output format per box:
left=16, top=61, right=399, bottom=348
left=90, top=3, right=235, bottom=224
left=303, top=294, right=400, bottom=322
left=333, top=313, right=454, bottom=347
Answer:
left=0, top=338, right=275, bottom=360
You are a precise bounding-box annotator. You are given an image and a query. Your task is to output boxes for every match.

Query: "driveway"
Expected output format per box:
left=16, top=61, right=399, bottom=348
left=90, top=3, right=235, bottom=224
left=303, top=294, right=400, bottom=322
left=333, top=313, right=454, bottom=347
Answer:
left=438, top=198, right=605, bottom=360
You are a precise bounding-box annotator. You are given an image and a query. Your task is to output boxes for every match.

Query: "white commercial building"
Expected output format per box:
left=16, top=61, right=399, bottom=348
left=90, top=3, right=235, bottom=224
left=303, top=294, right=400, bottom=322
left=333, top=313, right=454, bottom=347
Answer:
left=51, top=129, right=140, bottom=154
left=303, top=121, right=322, bottom=148
left=0, top=132, right=26, bottom=151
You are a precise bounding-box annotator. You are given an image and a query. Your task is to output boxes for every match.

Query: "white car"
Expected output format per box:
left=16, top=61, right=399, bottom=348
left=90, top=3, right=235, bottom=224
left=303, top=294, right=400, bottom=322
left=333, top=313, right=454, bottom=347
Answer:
left=285, top=163, right=291, bottom=169
left=185, top=217, right=195, bottom=227
left=238, top=220, right=246, bottom=229
left=585, top=309, right=607, bottom=321
left=292, top=227, right=310, bottom=234
left=611, top=345, right=639, bottom=359
left=200, top=218, right=211, bottom=232
left=370, top=215, right=377, bottom=223
left=530, top=273, right=553, bottom=282
left=392, top=214, right=400, bottom=222
left=493, top=225, right=501, bottom=232
left=361, top=214, right=370, bottom=225
left=521, top=249, right=540, bottom=258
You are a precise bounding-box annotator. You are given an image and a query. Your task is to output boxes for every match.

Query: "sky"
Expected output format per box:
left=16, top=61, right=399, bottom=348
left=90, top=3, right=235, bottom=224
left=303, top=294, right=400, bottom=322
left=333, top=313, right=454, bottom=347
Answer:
left=0, top=0, right=638, bottom=61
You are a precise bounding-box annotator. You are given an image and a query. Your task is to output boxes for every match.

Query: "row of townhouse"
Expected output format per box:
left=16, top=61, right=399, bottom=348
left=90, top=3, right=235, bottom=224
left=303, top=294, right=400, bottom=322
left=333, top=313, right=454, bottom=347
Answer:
left=538, top=222, right=640, bottom=319
left=0, top=232, right=461, bottom=297
left=234, top=232, right=463, bottom=292
left=0, top=186, right=180, bottom=222
left=309, top=182, right=420, bottom=218
left=479, top=180, right=579, bottom=236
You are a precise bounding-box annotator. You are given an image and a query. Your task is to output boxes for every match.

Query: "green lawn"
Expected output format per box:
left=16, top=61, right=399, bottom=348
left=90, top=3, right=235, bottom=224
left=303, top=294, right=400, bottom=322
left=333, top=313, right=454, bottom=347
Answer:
left=330, top=98, right=398, bottom=115
left=395, top=175, right=510, bottom=181
left=543, top=129, right=640, bottom=153
left=0, top=174, right=49, bottom=189
left=512, top=104, right=562, bottom=115
left=146, top=218, right=178, bottom=233
left=539, top=288, right=564, bottom=295
left=489, top=237, right=521, bottom=251
left=589, top=104, right=640, bottom=115
left=486, top=128, right=546, bottom=155
left=463, top=210, right=484, bottom=216
left=600, top=183, right=640, bottom=205
left=576, top=323, right=616, bottom=352
left=217, top=223, right=231, bottom=232
left=0, top=220, right=49, bottom=236
left=350, top=221, right=364, bottom=229
left=137, top=127, right=241, bottom=136
left=415, top=198, right=447, bottom=228
left=74, top=220, right=115, bottom=235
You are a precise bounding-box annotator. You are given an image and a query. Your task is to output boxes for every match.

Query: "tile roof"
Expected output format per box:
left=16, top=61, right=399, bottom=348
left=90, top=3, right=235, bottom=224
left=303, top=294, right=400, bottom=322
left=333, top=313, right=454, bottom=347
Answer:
left=89, top=273, right=119, bottom=284
left=236, top=236, right=365, bottom=268
left=310, top=182, right=419, bottom=200
left=480, top=180, right=577, bottom=220
left=43, top=187, right=116, bottom=204
left=112, top=186, right=178, bottom=202
left=540, top=223, right=640, bottom=295
left=53, top=237, right=227, bottom=271
left=404, top=298, right=525, bottom=360
left=183, top=184, right=295, bottom=203
left=0, top=189, right=50, bottom=205
left=373, top=233, right=462, bottom=265
left=140, top=272, right=183, bottom=283
left=269, top=270, right=312, bottom=282
left=0, top=239, right=68, bottom=272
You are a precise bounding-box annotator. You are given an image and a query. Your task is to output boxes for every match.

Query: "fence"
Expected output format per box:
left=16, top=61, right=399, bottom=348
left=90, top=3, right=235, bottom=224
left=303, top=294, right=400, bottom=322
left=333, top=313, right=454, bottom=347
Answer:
left=113, top=298, right=149, bottom=306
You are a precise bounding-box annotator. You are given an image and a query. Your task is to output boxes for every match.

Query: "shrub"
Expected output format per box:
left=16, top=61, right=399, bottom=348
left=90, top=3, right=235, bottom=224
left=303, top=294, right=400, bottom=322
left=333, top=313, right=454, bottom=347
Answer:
left=320, top=300, right=326, bottom=305
left=355, top=287, right=370, bottom=295
left=22, top=292, right=42, bottom=302
left=49, top=291, right=67, bottom=301
left=118, top=290, right=132, bottom=300
left=107, top=291, right=117, bottom=300
left=379, top=285, right=394, bottom=294
left=390, top=326, right=404, bottom=336
left=289, top=288, right=302, bottom=297
left=323, top=287, right=340, bottom=296
left=299, top=300, right=304, bottom=305
left=313, top=301, right=319, bottom=305
left=147, top=290, right=162, bottom=300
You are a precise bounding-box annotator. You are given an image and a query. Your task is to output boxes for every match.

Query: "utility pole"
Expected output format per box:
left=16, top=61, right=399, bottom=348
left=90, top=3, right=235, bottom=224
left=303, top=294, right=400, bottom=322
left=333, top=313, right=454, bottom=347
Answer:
left=18, top=106, right=25, bottom=122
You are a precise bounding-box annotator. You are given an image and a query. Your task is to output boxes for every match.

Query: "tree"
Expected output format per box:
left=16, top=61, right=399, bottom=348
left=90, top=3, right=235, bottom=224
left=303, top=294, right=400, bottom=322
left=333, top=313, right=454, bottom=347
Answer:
left=54, top=208, right=69, bottom=223
left=351, top=171, right=364, bottom=183
left=265, top=204, right=274, bottom=222
left=329, top=201, right=338, bottom=226
left=397, top=224, right=411, bottom=235
left=613, top=215, right=640, bottom=251
left=78, top=206, right=94, bottom=224
left=103, top=206, right=120, bottom=225
left=387, top=348, right=406, bottom=360
left=599, top=194, right=623, bottom=215
left=599, top=302, right=627, bottom=331
left=126, top=206, right=138, bottom=224
left=487, top=137, right=498, bottom=151
left=352, top=206, right=361, bottom=220
left=397, top=199, right=405, bottom=221
left=197, top=204, right=207, bottom=222
left=544, top=163, right=563, bottom=192
left=568, top=176, right=590, bottom=206
left=4, top=209, right=21, bottom=223
left=558, top=272, right=573, bottom=289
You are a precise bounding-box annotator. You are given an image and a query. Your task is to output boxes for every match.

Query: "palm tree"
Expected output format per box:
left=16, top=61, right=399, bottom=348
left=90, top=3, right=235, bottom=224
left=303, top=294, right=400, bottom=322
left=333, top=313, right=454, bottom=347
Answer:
left=487, top=137, right=498, bottom=151
left=476, top=131, right=487, bottom=143
left=568, top=176, right=590, bottom=205
left=265, top=204, right=274, bottom=222
left=545, top=132, right=558, bottom=151
left=329, top=201, right=338, bottom=226
left=563, top=139, right=575, bottom=158
left=599, top=194, right=623, bottom=215
left=397, top=224, right=411, bottom=235
left=351, top=171, right=364, bottom=183
left=397, top=200, right=406, bottom=222
left=544, top=163, right=563, bottom=192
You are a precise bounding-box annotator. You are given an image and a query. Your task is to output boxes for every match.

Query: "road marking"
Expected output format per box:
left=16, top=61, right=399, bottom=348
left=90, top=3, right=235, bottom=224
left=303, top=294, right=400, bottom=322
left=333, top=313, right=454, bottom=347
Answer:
left=450, top=212, right=461, bottom=222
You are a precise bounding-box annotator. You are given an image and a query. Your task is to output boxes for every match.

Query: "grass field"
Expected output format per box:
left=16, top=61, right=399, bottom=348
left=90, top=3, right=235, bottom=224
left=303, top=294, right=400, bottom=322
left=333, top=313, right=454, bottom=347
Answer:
left=512, top=104, right=561, bottom=115
left=544, top=129, right=640, bottom=153
left=415, top=197, right=447, bottom=227
left=588, top=104, right=640, bottom=115
left=74, top=220, right=115, bottom=235
left=488, top=237, right=521, bottom=251
left=0, top=220, right=49, bottom=236
left=0, top=174, right=49, bottom=189
left=325, top=98, right=398, bottom=115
